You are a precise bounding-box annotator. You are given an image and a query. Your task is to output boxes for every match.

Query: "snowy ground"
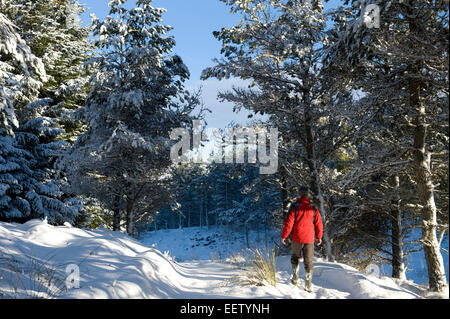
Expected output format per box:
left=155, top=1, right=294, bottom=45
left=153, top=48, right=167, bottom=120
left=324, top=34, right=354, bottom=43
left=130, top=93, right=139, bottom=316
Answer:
left=0, top=220, right=448, bottom=299
left=138, top=226, right=279, bottom=262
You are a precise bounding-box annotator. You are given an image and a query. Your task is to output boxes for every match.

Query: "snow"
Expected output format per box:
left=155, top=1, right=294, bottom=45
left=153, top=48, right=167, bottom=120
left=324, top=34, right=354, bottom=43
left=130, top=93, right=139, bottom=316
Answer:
left=139, top=226, right=278, bottom=262
left=0, top=219, right=448, bottom=299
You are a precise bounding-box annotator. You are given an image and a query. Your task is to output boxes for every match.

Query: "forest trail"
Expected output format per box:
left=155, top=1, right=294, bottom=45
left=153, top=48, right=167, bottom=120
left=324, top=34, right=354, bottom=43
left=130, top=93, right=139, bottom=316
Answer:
left=171, top=257, right=424, bottom=299
left=1, top=220, right=438, bottom=299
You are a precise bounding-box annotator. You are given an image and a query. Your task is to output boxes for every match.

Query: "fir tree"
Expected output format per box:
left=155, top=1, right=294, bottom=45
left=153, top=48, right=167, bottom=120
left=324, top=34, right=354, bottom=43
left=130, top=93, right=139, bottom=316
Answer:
left=327, top=0, right=448, bottom=292
left=63, top=0, right=200, bottom=236
left=1, top=13, right=78, bottom=223
left=0, top=0, right=91, bottom=141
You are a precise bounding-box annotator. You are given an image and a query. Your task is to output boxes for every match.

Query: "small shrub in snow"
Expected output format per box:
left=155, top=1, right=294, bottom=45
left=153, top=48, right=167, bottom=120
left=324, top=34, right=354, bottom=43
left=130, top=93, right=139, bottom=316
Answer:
left=233, top=248, right=277, bottom=287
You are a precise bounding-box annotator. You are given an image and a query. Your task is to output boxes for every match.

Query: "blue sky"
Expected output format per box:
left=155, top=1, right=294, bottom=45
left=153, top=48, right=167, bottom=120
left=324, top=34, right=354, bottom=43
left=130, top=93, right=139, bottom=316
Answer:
left=80, top=0, right=341, bottom=129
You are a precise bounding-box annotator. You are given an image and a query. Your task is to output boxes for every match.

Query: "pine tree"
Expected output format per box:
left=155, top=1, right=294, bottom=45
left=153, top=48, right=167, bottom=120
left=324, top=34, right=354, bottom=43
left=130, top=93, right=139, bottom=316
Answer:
left=0, top=13, right=46, bottom=135
left=0, top=0, right=91, bottom=141
left=328, top=0, right=448, bottom=292
left=63, top=0, right=199, bottom=236
left=1, top=0, right=92, bottom=224
left=1, top=13, right=78, bottom=223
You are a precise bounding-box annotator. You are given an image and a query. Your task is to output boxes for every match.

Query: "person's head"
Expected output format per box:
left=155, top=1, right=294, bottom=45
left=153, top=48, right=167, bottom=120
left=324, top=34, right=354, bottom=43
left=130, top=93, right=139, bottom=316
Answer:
left=297, top=186, right=311, bottom=199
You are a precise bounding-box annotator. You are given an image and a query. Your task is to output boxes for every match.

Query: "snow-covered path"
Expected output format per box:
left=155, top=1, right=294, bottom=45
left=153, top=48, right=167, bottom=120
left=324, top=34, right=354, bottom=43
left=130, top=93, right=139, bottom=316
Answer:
left=0, top=220, right=445, bottom=299
left=165, top=257, right=424, bottom=299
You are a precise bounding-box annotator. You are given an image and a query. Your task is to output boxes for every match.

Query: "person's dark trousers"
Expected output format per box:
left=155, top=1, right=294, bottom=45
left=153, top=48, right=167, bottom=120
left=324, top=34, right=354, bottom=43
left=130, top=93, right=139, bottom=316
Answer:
left=290, top=242, right=314, bottom=290
left=291, top=242, right=314, bottom=272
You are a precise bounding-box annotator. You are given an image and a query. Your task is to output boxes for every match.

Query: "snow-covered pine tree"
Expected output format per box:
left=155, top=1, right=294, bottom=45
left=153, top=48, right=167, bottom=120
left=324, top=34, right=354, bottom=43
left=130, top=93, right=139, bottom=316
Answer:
left=319, top=41, right=418, bottom=277
left=327, top=0, right=448, bottom=292
left=1, top=13, right=78, bottom=223
left=0, top=0, right=91, bottom=141
left=1, top=0, right=92, bottom=224
left=63, top=0, right=199, bottom=236
left=0, top=13, right=46, bottom=135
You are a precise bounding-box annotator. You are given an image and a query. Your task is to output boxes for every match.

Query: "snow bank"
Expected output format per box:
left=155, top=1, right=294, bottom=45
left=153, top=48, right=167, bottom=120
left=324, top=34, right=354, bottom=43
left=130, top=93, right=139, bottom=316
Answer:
left=0, top=219, right=186, bottom=298
left=0, top=220, right=447, bottom=299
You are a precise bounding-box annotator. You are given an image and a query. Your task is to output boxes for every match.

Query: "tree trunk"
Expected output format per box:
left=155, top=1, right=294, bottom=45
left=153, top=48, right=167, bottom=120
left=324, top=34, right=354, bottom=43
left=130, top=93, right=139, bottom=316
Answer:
left=314, top=183, right=333, bottom=262
left=245, top=224, right=250, bottom=248
left=126, top=210, right=135, bottom=236
left=205, top=190, right=209, bottom=230
left=125, top=197, right=135, bottom=236
left=409, top=52, right=447, bottom=291
left=199, top=195, right=203, bottom=228
left=391, top=175, right=406, bottom=280
left=411, top=94, right=447, bottom=291
left=112, top=210, right=121, bottom=231
left=112, top=194, right=121, bottom=231
left=188, top=206, right=191, bottom=228
left=280, top=167, right=290, bottom=218
left=256, top=220, right=260, bottom=242
left=264, top=220, right=268, bottom=247
left=304, top=103, right=334, bottom=261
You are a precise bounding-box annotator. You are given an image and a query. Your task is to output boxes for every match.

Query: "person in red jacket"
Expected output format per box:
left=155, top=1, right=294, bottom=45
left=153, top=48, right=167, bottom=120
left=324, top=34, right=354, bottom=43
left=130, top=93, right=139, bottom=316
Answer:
left=281, top=186, right=323, bottom=292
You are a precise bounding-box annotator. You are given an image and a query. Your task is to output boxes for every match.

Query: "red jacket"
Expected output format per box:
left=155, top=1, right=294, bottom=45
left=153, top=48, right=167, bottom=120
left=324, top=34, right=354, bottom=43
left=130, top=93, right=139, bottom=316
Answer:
left=281, top=197, right=323, bottom=244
